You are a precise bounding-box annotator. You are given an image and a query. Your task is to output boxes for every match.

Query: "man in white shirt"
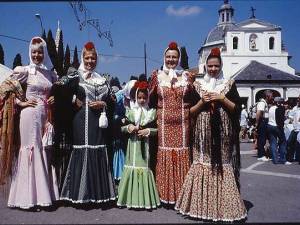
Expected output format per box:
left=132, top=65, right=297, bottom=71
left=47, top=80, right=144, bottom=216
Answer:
left=255, top=90, right=273, bottom=161
left=240, top=104, right=249, bottom=140
left=267, top=97, right=288, bottom=164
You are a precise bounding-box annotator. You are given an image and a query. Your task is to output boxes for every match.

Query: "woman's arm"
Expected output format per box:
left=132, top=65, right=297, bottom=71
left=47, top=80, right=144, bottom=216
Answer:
left=190, top=91, right=210, bottom=117
left=121, top=123, right=139, bottom=134
left=10, top=66, right=28, bottom=84
left=209, top=92, right=236, bottom=113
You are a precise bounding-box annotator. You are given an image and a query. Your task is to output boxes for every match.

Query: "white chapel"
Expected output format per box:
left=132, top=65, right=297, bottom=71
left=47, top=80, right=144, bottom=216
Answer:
left=197, top=0, right=300, bottom=108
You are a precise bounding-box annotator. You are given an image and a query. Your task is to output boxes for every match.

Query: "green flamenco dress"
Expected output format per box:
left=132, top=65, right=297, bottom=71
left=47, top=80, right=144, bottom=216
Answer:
left=117, top=108, right=160, bottom=209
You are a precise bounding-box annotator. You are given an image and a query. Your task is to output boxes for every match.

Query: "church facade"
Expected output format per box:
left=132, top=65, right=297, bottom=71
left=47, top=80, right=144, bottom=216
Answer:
left=196, top=0, right=300, bottom=109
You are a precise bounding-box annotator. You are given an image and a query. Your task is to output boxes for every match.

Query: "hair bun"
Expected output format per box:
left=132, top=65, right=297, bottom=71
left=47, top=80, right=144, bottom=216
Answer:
left=210, top=47, right=220, bottom=57
left=133, top=81, right=148, bottom=90
left=31, top=37, right=43, bottom=45
left=84, top=42, right=95, bottom=50
left=168, top=41, right=178, bottom=50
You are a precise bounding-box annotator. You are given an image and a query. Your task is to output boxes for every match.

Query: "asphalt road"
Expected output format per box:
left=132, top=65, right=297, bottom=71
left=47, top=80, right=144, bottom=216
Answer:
left=1, top=142, right=300, bottom=224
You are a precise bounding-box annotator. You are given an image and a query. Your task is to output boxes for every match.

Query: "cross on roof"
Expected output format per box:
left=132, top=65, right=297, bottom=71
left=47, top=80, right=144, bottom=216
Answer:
left=250, top=6, right=256, bottom=19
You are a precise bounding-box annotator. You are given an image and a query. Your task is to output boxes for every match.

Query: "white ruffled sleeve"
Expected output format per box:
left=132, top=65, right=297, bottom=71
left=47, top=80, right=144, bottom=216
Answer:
left=10, top=66, right=29, bottom=85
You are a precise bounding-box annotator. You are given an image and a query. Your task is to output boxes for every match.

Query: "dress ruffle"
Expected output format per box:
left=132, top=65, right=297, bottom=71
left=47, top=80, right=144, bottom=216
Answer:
left=117, top=167, right=160, bottom=209
left=175, top=163, right=247, bottom=222
left=60, top=146, right=116, bottom=203
left=155, top=148, right=190, bottom=204
left=113, top=144, right=125, bottom=180
left=8, top=145, right=59, bottom=209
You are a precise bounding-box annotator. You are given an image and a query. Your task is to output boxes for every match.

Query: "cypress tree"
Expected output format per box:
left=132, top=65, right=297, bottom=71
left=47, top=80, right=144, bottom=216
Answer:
left=72, top=45, right=80, bottom=69
left=12, top=53, right=22, bottom=69
left=56, top=30, right=64, bottom=77
left=64, top=44, right=71, bottom=75
left=47, top=29, right=57, bottom=71
left=180, top=46, right=189, bottom=70
left=0, top=43, right=4, bottom=65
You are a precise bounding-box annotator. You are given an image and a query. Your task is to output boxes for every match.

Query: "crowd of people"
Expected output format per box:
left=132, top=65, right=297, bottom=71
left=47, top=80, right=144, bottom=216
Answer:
left=239, top=92, right=300, bottom=165
left=0, top=36, right=249, bottom=222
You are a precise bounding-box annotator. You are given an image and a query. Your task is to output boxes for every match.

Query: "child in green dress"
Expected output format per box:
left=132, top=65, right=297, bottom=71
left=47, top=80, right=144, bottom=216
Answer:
left=117, top=81, right=160, bottom=209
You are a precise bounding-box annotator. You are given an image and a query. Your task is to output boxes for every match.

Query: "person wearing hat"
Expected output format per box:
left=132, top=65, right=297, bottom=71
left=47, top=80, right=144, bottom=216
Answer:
left=175, top=47, right=247, bottom=222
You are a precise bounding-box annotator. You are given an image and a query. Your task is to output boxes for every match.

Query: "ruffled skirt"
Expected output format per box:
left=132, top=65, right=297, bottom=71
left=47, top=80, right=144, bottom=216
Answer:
left=155, top=147, right=190, bottom=204
left=117, top=166, right=160, bottom=209
left=112, top=140, right=125, bottom=180
left=175, top=163, right=247, bottom=222
left=60, top=147, right=116, bottom=203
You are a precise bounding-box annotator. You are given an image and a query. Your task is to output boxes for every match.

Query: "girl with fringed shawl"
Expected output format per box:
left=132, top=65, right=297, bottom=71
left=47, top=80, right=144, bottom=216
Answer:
left=57, top=42, right=116, bottom=204
left=149, top=41, right=195, bottom=205
left=1, top=37, right=59, bottom=209
left=117, top=80, right=160, bottom=209
left=175, top=47, right=247, bottom=222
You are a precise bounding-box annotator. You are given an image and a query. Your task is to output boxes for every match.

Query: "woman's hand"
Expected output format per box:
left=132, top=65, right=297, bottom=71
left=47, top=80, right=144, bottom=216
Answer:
left=137, top=128, right=150, bottom=137
left=88, top=101, right=107, bottom=110
left=17, top=99, right=38, bottom=108
left=208, top=92, right=225, bottom=102
left=186, top=71, right=195, bottom=85
left=128, top=124, right=139, bottom=134
left=47, top=96, right=55, bottom=105
left=202, top=91, right=211, bottom=103
left=75, top=98, right=83, bottom=109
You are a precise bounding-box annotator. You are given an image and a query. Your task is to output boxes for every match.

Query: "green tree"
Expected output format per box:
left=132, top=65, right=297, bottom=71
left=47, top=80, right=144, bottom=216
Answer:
left=0, top=43, right=4, bottom=65
left=47, top=29, right=57, bottom=71
left=180, top=46, right=189, bottom=70
left=72, top=45, right=80, bottom=69
left=64, top=44, right=71, bottom=75
left=56, top=30, right=64, bottom=77
left=12, top=53, right=22, bottom=69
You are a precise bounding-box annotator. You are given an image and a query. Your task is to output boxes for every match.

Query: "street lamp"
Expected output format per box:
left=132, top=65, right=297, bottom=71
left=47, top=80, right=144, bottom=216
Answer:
left=35, top=13, right=44, bottom=34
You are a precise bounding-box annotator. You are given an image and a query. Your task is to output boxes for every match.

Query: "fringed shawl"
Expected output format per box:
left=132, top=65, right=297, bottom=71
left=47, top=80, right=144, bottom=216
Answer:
left=194, top=79, right=242, bottom=190
left=0, top=78, right=25, bottom=184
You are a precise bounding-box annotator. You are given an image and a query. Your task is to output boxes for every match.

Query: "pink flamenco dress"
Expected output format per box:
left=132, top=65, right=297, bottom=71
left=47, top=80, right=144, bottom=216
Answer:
left=7, top=66, right=59, bottom=209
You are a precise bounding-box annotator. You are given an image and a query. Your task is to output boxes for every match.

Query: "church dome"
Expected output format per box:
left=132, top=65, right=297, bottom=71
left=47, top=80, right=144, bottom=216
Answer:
left=204, top=24, right=236, bottom=45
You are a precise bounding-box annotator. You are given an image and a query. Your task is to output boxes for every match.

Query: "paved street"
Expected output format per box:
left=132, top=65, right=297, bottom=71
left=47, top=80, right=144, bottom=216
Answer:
left=1, top=142, right=300, bottom=224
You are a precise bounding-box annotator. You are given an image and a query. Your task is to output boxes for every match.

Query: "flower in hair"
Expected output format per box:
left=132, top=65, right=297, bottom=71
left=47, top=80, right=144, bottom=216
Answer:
left=134, top=81, right=148, bottom=90
left=210, top=47, right=221, bottom=57
left=168, top=41, right=178, bottom=50
left=84, top=42, right=95, bottom=50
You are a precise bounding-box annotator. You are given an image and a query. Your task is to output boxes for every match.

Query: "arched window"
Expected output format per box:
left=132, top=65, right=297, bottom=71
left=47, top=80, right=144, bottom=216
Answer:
left=269, top=37, right=275, bottom=50
left=226, top=13, right=229, bottom=21
left=249, top=33, right=258, bottom=50
left=222, top=13, right=225, bottom=22
left=233, top=37, right=238, bottom=49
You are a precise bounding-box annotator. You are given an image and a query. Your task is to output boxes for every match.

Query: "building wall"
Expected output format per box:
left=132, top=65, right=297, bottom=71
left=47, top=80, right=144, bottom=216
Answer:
left=221, top=30, right=295, bottom=78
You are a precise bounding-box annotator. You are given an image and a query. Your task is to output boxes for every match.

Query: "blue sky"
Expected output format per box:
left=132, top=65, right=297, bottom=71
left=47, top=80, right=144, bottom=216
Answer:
left=0, top=0, right=300, bottom=83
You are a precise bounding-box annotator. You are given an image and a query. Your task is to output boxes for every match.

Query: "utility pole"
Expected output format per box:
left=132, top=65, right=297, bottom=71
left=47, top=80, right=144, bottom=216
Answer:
left=144, top=42, right=147, bottom=76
